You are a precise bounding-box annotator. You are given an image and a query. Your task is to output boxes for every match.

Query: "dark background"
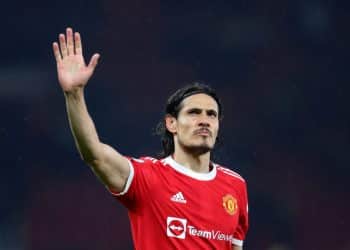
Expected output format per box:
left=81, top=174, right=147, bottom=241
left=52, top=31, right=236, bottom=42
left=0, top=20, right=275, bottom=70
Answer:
left=1, top=1, right=349, bottom=249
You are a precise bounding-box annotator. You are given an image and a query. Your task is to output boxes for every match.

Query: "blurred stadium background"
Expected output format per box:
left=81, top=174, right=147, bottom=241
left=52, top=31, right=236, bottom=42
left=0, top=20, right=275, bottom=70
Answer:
left=1, top=0, right=349, bottom=249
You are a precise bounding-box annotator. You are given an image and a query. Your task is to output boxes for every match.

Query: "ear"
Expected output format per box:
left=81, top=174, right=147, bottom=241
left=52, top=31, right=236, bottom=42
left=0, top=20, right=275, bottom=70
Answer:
left=165, top=115, right=177, bottom=134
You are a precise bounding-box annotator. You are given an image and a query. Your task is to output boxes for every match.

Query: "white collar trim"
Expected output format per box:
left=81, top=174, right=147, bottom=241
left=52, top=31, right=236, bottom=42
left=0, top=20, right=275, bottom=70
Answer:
left=163, top=156, right=217, bottom=181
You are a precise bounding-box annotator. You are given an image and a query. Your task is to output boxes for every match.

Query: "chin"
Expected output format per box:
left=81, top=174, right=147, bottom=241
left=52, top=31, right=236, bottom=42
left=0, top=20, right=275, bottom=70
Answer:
left=178, top=137, right=215, bottom=156
left=185, top=143, right=213, bottom=156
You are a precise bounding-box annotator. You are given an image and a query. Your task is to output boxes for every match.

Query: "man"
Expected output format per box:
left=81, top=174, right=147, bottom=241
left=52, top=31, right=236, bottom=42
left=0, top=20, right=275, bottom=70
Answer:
left=53, top=27, right=248, bottom=249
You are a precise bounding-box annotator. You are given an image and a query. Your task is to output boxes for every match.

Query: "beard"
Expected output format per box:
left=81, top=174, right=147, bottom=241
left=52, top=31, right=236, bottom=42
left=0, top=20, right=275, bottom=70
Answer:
left=178, top=138, right=214, bottom=156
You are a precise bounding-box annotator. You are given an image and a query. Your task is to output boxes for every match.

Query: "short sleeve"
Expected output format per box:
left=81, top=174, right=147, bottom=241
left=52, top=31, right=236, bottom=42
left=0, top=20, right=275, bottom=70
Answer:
left=108, top=157, right=156, bottom=211
left=233, top=181, right=249, bottom=246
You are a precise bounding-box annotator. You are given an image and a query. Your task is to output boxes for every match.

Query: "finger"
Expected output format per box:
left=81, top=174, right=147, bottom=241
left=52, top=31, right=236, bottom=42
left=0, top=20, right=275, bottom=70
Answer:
left=74, top=32, right=83, bottom=56
left=88, top=53, right=100, bottom=70
left=66, top=27, right=74, bottom=55
left=52, top=42, right=62, bottom=63
left=59, top=33, right=67, bottom=57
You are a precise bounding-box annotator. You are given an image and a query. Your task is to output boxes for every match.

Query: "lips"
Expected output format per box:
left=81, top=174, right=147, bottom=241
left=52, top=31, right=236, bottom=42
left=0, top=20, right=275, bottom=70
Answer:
left=194, top=128, right=212, bottom=136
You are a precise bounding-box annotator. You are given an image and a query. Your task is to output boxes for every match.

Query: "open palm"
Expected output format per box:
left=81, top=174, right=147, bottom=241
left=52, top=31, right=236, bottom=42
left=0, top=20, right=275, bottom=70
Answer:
left=53, top=28, right=100, bottom=92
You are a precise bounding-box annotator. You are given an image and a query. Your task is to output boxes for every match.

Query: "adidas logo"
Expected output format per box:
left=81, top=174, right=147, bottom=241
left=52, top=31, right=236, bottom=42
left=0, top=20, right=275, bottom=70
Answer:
left=171, top=192, right=187, bottom=204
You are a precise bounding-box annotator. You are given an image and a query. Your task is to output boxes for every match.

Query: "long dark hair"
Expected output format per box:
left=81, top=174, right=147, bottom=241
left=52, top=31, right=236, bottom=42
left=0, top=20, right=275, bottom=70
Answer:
left=155, top=82, right=223, bottom=158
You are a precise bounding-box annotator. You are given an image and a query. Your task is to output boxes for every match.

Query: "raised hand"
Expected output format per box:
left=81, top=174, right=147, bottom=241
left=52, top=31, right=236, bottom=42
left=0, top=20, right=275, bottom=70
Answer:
left=53, top=27, right=100, bottom=92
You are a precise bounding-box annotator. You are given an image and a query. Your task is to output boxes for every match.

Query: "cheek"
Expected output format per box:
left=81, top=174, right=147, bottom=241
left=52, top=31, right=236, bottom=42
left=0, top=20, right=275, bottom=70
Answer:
left=177, top=117, right=193, bottom=131
left=179, top=125, right=192, bottom=138
left=212, top=124, right=219, bottom=138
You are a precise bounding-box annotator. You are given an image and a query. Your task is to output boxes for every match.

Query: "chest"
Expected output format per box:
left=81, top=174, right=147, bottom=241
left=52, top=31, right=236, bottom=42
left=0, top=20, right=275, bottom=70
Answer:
left=148, top=173, right=240, bottom=235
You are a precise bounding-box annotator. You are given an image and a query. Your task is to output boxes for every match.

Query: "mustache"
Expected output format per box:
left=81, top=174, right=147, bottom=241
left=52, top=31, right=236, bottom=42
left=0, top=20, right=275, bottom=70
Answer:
left=193, top=128, right=212, bottom=136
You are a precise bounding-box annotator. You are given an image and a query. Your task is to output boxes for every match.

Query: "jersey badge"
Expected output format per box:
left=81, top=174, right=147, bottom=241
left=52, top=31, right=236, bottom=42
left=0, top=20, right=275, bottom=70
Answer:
left=222, top=194, right=238, bottom=216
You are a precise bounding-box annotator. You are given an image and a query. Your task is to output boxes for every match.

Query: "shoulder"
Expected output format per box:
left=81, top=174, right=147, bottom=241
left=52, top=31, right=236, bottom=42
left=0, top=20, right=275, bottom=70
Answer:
left=215, top=164, right=246, bottom=184
left=128, top=156, right=162, bottom=168
left=131, top=156, right=158, bottom=163
left=215, top=164, right=248, bottom=205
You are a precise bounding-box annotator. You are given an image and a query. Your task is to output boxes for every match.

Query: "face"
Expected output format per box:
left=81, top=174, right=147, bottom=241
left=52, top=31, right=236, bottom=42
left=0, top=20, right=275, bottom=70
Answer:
left=166, top=93, right=219, bottom=156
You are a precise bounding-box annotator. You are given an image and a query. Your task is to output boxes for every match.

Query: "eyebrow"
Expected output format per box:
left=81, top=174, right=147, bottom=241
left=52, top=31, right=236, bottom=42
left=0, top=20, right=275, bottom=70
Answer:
left=186, top=108, right=218, bottom=115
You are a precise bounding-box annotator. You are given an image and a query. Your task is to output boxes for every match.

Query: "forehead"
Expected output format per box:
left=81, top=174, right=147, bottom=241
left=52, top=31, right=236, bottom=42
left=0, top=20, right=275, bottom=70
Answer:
left=180, top=93, right=218, bottom=111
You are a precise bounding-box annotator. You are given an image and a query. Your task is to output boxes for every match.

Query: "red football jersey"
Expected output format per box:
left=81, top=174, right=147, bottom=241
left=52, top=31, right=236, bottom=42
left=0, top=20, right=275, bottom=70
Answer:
left=109, top=156, right=249, bottom=249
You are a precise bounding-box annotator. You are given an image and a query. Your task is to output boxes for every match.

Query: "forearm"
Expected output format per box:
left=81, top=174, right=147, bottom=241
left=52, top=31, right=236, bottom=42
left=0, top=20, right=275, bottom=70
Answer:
left=64, top=88, right=101, bottom=162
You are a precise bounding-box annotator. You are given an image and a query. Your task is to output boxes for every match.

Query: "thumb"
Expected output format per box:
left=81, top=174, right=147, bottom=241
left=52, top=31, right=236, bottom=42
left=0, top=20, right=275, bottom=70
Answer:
left=88, top=53, right=100, bottom=70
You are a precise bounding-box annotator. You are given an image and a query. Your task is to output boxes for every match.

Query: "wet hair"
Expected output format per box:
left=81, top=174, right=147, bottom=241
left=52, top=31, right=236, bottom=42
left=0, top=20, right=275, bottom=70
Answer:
left=155, top=82, right=223, bottom=158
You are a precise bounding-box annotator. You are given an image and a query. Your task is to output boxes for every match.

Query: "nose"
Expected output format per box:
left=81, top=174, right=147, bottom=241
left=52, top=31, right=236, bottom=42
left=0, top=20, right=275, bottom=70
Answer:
left=198, top=121, right=209, bottom=127
left=198, top=114, right=210, bottom=127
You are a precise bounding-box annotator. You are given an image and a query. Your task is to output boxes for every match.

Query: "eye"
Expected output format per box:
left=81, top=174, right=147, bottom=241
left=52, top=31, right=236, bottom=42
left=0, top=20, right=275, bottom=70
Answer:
left=187, top=108, right=201, bottom=115
left=207, top=110, right=218, bottom=118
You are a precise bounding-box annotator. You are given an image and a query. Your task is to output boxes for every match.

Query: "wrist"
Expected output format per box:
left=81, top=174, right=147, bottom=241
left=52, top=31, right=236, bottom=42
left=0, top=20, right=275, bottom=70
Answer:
left=64, top=87, right=85, bottom=99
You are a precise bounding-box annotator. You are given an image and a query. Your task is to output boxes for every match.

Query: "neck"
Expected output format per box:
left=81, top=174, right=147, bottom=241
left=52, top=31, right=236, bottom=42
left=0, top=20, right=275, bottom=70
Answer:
left=172, top=147, right=211, bottom=173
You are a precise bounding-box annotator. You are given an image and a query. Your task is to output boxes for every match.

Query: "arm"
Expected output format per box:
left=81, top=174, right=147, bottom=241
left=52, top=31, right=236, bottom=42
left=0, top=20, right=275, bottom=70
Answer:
left=53, top=27, right=130, bottom=192
left=232, top=181, right=249, bottom=250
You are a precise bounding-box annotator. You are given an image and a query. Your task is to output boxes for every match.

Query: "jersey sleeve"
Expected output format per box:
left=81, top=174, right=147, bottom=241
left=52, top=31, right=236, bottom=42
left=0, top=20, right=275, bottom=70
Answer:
left=108, top=156, right=157, bottom=211
left=232, top=181, right=249, bottom=247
